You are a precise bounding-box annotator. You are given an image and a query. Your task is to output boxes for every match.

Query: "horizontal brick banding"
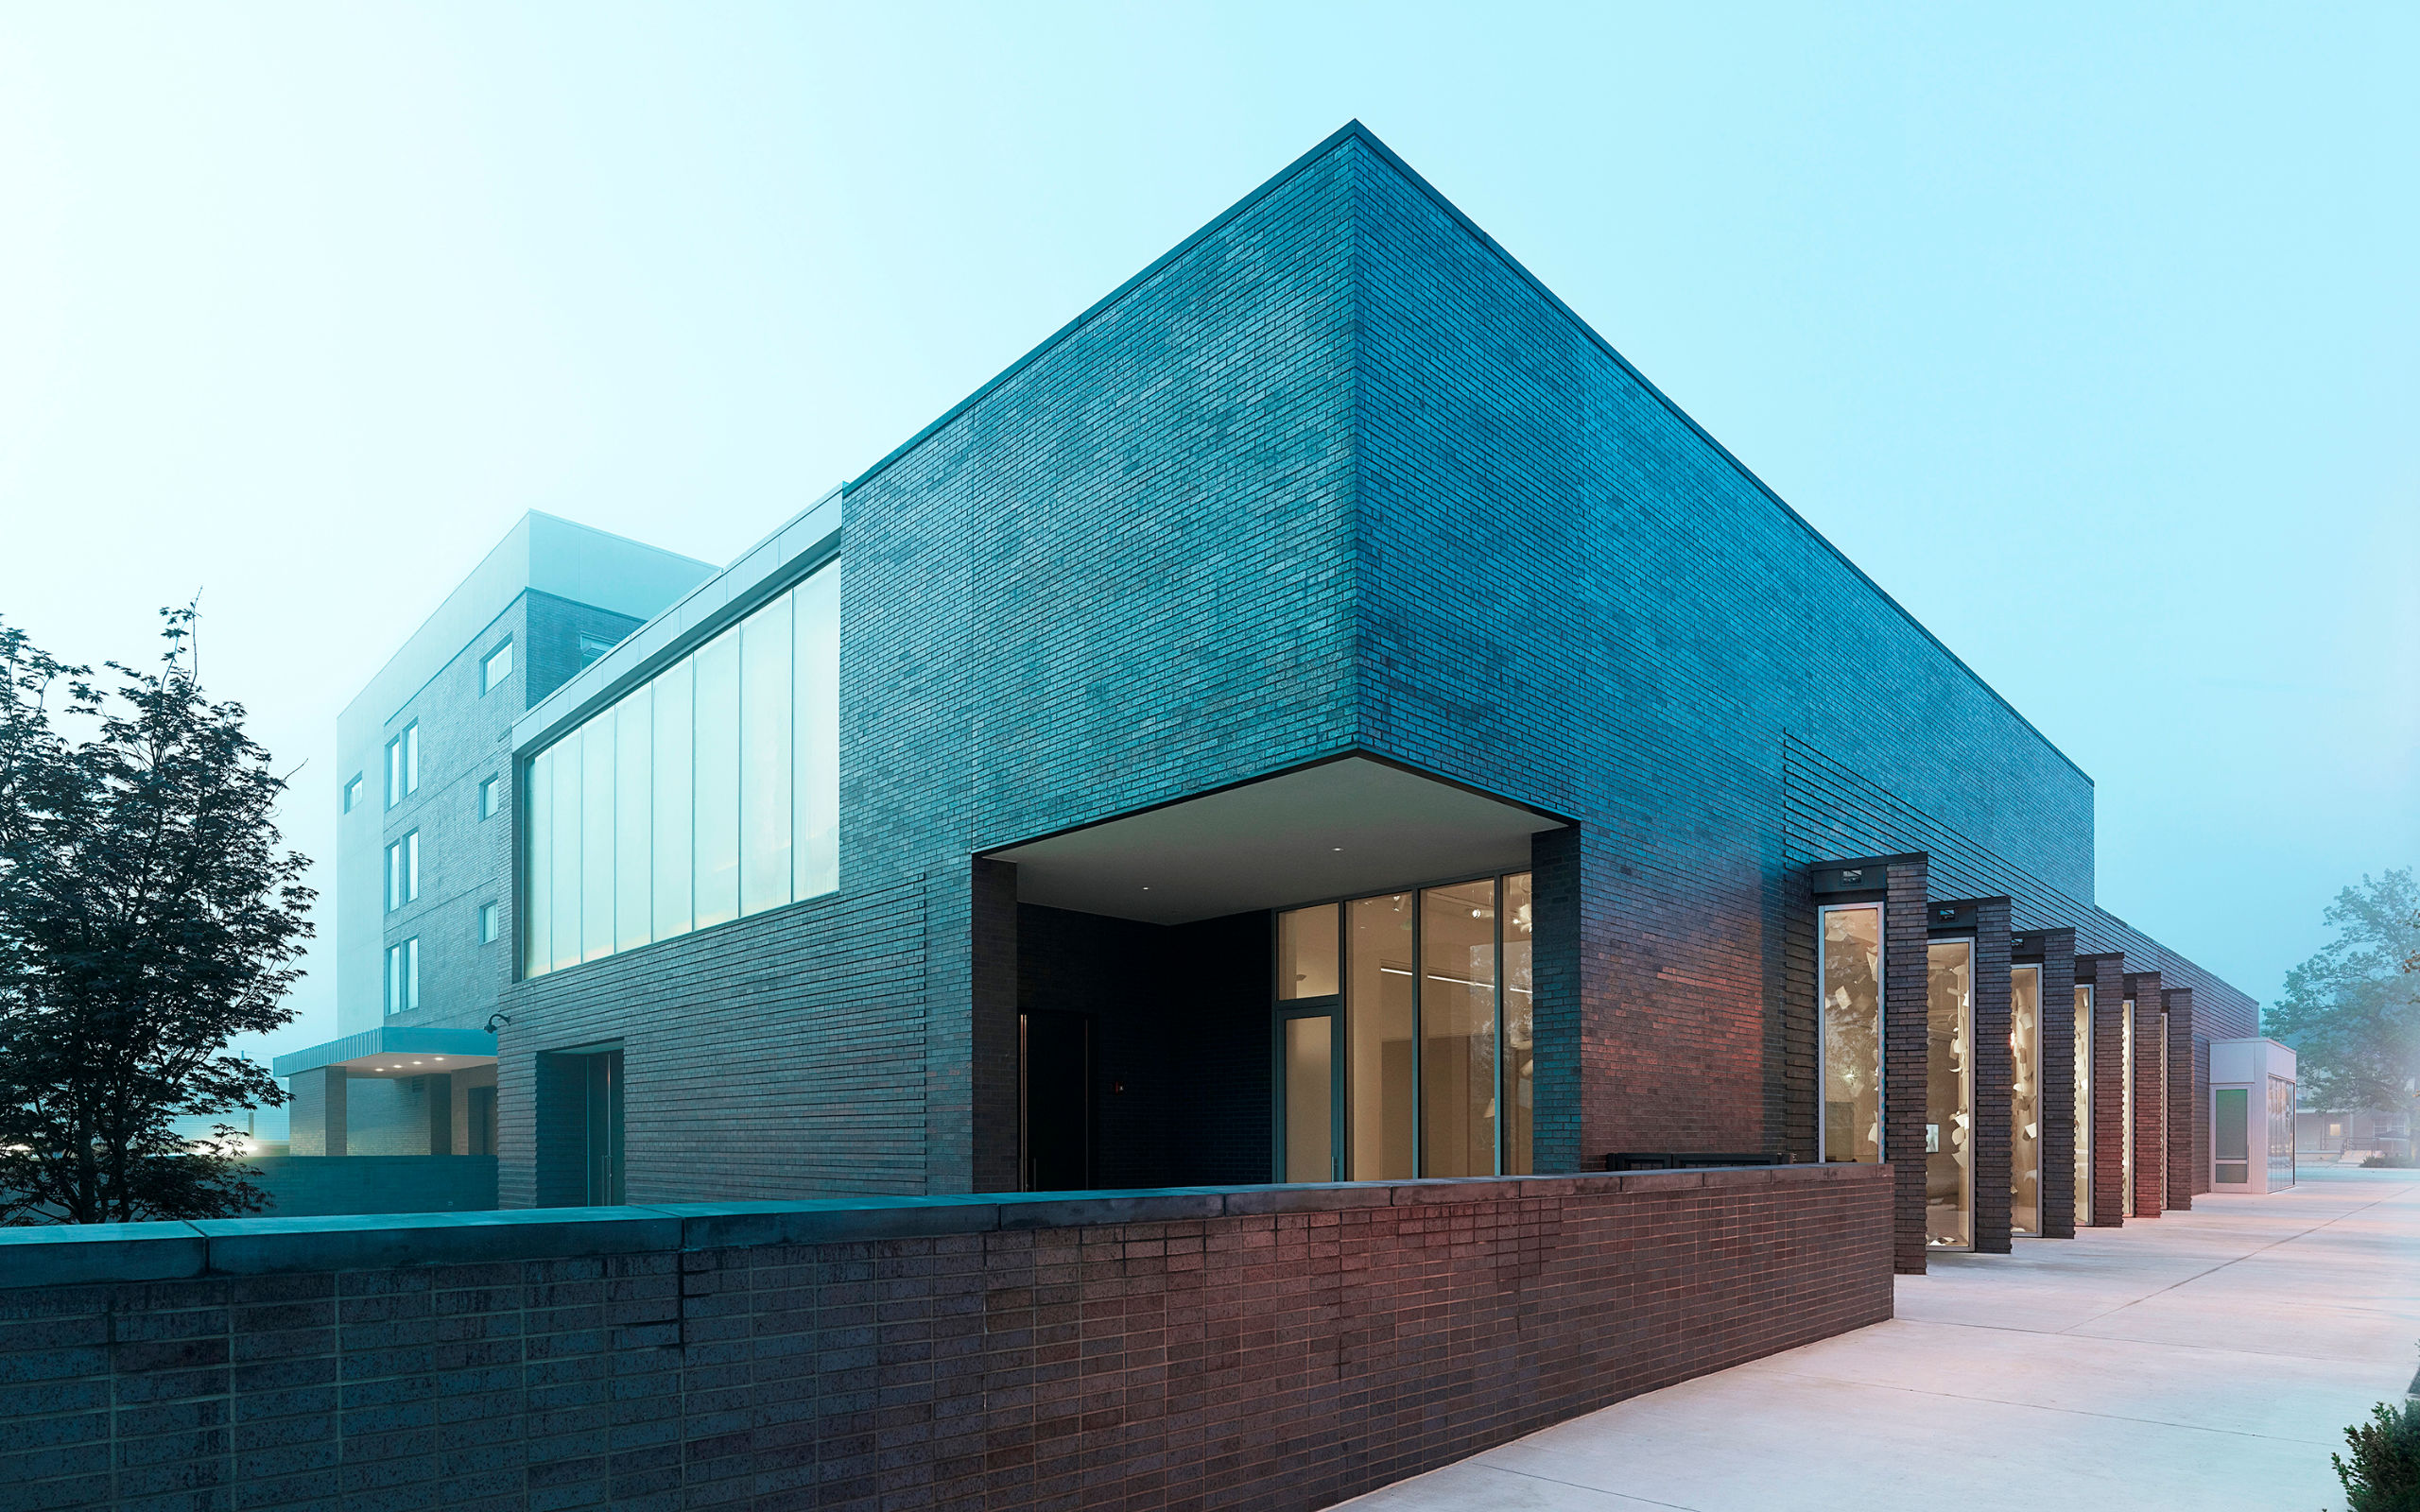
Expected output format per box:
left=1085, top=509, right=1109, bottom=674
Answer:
left=0, top=1166, right=1890, bottom=1511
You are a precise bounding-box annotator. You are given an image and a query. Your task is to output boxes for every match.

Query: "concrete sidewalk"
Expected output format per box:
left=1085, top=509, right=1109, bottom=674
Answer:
left=1344, top=1167, right=2420, bottom=1512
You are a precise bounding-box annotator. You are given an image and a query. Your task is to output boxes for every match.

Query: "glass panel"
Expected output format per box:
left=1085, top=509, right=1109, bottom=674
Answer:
left=1820, top=904, right=1883, bottom=1163
left=581, top=718, right=614, bottom=962
left=1347, top=893, right=1417, bottom=1180
left=1502, top=872, right=1534, bottom=1177
left=692, top=629, right=740, bottom=929
left=1278, top=903, right=1339, bottom=1000
left=525, top=748, right=551, bottom=975
left=548, top=729, right=583, bottom=973
left=1422, top=880, right=1498, bottom=1177
left=2215, top=1086, right=2249, bottom=1185
left=1283, top=1016, right=1334, bottom=1182
left=792, top=567, right=840, bottom=899
left=2121, top=999, right=2135, bottom=1217
left=614, top=688, right=652, bottom=954
left=2011, top=966, right=2041, bottom=1234
left=2268, top=1076, right=2295, bottom=1188
left=2074, top=984, right=2093, bottom=1226
left=1927, top=940, right=1974, bottom=1248
left=651, top=659, right=694, bottom=942
left=739, top=593, right=793, bottom=917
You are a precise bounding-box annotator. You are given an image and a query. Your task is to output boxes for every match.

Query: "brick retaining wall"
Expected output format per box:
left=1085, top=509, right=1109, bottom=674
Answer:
left=0, top=1163, right=1892, bottom=1510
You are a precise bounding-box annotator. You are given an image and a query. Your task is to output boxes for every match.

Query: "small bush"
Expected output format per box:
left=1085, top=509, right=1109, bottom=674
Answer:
left=2334, top=1400, right=2420, bottom=1511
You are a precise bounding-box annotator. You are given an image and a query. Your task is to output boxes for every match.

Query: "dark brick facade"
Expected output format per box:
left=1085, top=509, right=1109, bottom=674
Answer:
left=1886, top=859, right=1931, bottom=1274
left=479, top=124, right=2255, bottom=1214
left=0, top=1167, right=1890, bottom=1512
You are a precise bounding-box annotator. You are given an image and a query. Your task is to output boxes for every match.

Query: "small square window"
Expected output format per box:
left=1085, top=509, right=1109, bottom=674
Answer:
left=342, top=775, right=364, bottom=814
left=481, top=640, right=513, bottom=695
left=578, top=631, right=617, bottom=666
left=479, top=902, right=500, bottom=944
left=479, top=776, right=500, bottom=819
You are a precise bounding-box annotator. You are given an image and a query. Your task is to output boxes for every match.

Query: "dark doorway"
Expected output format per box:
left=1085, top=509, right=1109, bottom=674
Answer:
left=467, top=1085, right=497, bottom=1157
left=1021, top=1011, right=1092, bottom=1191
left=582, top=1050, right=625, bottom=1205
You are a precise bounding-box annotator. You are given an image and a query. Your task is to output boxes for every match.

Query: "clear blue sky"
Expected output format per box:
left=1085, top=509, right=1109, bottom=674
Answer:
left=2, top=3, right=2412, bottom=1068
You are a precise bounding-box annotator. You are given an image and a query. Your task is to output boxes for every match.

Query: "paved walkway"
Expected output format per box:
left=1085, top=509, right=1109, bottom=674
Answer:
left=1345, top=1167, right=2420, bottom=1511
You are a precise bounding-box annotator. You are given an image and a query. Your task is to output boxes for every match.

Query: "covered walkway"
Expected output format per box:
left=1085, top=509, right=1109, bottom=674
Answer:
left=1348, top=1166, right=2420, bottom=1511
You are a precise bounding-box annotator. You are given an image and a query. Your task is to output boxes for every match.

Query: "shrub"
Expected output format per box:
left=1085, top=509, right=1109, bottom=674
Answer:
left=2334, top=1400, right=2420, bottom=1511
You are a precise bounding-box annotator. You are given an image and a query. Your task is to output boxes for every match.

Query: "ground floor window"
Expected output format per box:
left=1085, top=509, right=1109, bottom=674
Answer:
left=1819, top=903, right=1883, bottom=1163
left=2215, top=1087, right=2249, bottom=1183
left=2121, top=998, right=2136, bottom=1217
left=1927, top=939, right=1974, bottom=1248
left=1274, top=871, right=1532, bottom=1181
left=2268, top=1075, right=2296, bottom=1188
left=2011, top=964, right=2042, bottom=1235
left=2074, top=985, right=2093, bottom=1225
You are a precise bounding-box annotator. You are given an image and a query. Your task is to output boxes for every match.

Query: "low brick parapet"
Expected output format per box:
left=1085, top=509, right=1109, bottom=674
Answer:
left=0, top=1164, right=1893, bottom=1509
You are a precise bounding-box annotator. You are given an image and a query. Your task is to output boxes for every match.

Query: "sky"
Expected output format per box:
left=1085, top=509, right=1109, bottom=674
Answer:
left=1, top=2, right=2414, bottom=1074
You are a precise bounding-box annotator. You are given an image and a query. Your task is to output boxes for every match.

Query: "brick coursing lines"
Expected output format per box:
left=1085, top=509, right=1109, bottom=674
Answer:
left=971, top=858, right=1022, bottom=1194
left=2129, top=972, right=2167, bottom=1218
left=2031, top=929, right=2079, bottom=1239
left=2191, top=1026, right=2213, bottom=1197
left=2165, top=987, right=2197, bottom=1210
left=0, top=1170, right=1892, bottom=1512
left=2083, top=954, right=2129, bottom=1226
left=1886, top=858, right=1931, bottom=1274
left=1966, top=898, right=2014, bottom=1254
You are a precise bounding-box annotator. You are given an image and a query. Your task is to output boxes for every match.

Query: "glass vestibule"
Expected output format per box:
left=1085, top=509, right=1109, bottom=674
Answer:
left=1819, top=904, right=1884, bottom=1163
left=1275, top=872, right=1533, bottom=1182
left=2010, top=965, right=2042, bottom=1235
left=1927, top=939, right=1974, bottom=1248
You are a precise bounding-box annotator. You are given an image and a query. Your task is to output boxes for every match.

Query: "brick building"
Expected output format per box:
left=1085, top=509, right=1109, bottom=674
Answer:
left=281, top=124, right=2257, bottom=1269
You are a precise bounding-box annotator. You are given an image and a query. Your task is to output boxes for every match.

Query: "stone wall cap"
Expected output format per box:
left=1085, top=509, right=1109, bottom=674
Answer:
left=0, top=1221, right=206, bottom=1289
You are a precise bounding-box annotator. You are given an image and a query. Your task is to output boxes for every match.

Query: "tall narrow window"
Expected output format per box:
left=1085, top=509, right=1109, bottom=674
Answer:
left=650, top=658, right=694, bottom=942
left=2120, top=998, right=2136, bottom=1218
left=2074, top=984, right=2093, bottom=1227
left=691, top=630, right=740, bottom=929
left=479, top=776, right=499, bottom=819
left=614, top=690, right=652, bottom=954
left=1820, top=904, right=1884, bottom=1164
left=580, top=720, right=614, bottom=961
left=2267, top=1077, right=2296, bottom=1189
left=1421, top=879, right=1497, bottom=1178
left=404, top=724, right=419, bottom=796
left=385, top=833, right=420, bottom=910
left=549, top=730, right=583, bottom=974
left=342, top=775, right=363, bottom=814
left=2010, top=965, right=2042, bottom=1235
left=739, top=593, right=793, bottom=916
left=1502, top=872, right=1534, bottom=1176
left=793, top=565, right=840, bottom=899
left=526, top=747, right=552, bottom=975
left=385, top=733, right=404, bottom=808
left=1926, top=939, right=1974, bottom=1248
left=385, top=938, right=419, bottom=1014
left=479, top=902, right=500, bottom=944
left=481, top=640, right=513, bottom=695
left=1347, top=893, right=1417, bottom=1181
left=2214, top=1087, right=2249, bottom=1183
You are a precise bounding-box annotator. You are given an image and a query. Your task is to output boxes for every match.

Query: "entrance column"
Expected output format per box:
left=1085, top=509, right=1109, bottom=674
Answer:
left=1884, top=856, right=1931, bottom=1275
left=2080, top=954, right=2129, bottom=1227
left=1966, top=898, right=2014, bottom=1254
left=2129, top=971, right=2167, bottom=1216
left=2165, top=987, right=2197, bottom=1210
left=2022, top=929, right=2079, bottom=1239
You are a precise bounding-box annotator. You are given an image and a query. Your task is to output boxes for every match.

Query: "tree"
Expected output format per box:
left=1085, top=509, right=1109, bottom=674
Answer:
left=0, top=607, right=313, bottom=1224
left=2266, top=869, right=2420, bottom=1117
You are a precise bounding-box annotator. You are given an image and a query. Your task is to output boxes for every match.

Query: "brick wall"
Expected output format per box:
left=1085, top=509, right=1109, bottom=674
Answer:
left=1968, top=898, right=2014, bottom=1254
left=0, top=1166, right=1890, bottom=1512
left=2083, top=954, right=2129, bottom=1225
left=2129, top=972, right=2166, bottom=1216
left=1885, top=860, right=1931, bottom=1272
left=2029, top=930, right=2078, bottom=1239
left=2165, top=987, right=2197, bottom=1210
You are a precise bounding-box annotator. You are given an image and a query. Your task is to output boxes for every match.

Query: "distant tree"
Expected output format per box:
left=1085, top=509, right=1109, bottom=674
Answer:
left=0, top=607, right=313, bottom=1224
left=2266, top=869, right=2420, bottom=1117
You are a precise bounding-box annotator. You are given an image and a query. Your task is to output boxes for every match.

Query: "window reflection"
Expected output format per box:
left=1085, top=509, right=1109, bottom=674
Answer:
left=2074, top=985, right=2093, bottom=1226
left=1503, top=873, right=1533, bottom=1177
left=1278, top=903, right=1339, bottom=999
left=1421, top=880, right=1497, bottom=1178
left=1347, top=894, right=1417, bottom=1180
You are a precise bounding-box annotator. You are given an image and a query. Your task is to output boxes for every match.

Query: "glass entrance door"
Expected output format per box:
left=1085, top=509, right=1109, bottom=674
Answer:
left=1279, top=1012, right=1339, bottom=1182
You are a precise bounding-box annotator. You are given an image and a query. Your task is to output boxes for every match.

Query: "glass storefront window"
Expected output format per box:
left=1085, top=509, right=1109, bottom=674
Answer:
left=1421, top=880, right=1497, bottom=1178
left=2215, top=1087, right=2249, bottom=1183
left=1279, top=871, right=1533, bottom=1182
left=1278, top=903, right=1340, bottom=999
left=1347, top=893, right=1417, bottom=1180
left=523, top=561, right=841, bottom=977
left=2074, top=985, right=2093, bottom=1226
left=2010, top=965, right=2041, bottom=1235
left=1502, top=873, right=1534, bottom=1177
left=1927, top=940, right=1974, bottom=1248
left=1820, top=904, right=1883, bottom=1163
left=2120, top=998, right=2135, bottom=1218
left=1283, top=1016, right=1335, bottom=1182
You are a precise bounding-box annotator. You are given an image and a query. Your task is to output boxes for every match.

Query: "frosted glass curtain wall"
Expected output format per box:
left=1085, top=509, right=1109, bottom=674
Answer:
left=2010, top=965, right=2042, bottom=1235
left=524, top=565, right=840, bottom=977
left=1819, top=904, right=1883, bottom=1164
